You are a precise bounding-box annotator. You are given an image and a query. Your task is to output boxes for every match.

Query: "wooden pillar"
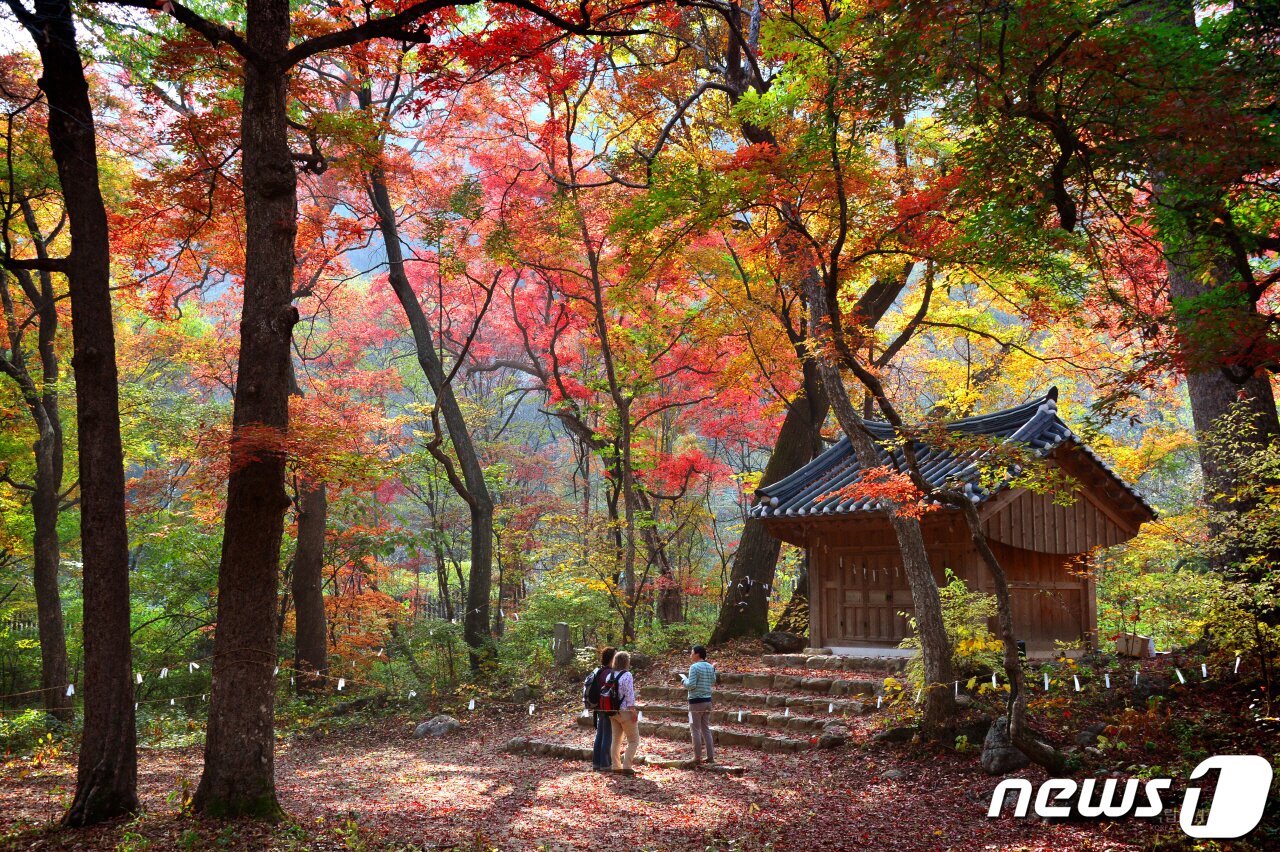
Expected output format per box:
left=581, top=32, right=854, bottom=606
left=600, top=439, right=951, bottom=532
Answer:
left=808, top=536, right=823, bottom=649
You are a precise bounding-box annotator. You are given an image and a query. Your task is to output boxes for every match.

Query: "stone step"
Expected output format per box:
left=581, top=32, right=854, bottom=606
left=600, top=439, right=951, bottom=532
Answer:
left=639, top=685, right=877, bottom=715
left=633, top=704, right=832, bottom=733
left=573, top=714, right=813, bottom=753
left=715, top=671, right=880, bottom=695
left=761, top=654, right=909, bottom=673
left=502, top=736, right=745, bottom=774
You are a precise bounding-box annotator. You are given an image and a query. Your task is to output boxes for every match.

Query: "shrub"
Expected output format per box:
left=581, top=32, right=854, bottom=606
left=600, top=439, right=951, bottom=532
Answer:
left=899, top=569, right=1003, bottom=691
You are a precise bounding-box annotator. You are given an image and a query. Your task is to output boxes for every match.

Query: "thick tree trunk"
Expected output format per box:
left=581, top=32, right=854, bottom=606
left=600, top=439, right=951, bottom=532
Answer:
left=1167, top=252, right=1280, bottom=498
left=193, top=0, right=295, bottom=818
left=15, top=0, right=138, bottom=826
left=711, top=362, right=827, bottom=645
left=772, top=560, right=808, bottom=634
left=292, top=482, right=328, bottom=691
left=363, top=132, right=494, bottom=671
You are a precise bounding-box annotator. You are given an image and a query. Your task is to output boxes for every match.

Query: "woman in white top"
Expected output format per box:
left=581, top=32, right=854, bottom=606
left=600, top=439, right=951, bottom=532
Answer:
left=608, top=651, right=640, bottom=775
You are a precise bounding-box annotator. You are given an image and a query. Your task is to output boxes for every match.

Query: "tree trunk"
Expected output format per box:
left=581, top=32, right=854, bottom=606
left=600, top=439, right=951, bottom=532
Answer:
left=362, top=119, right=494, bottom=671
left=1, top=265, right=71, bottom=722
left=805, top=277, right=956, bottom=739
left=193, top=0, right=295, bottom=818
left=711, top=361, right=827, bottom=645
left=292, top=482, right=328, bottom=691
left=31, top=448, right=70, bottom=722
left=955, top=498, right=1064, bottom=771
left=14, top=0, right=138, bottom=826
left=773, top=560, right=809, bottom=635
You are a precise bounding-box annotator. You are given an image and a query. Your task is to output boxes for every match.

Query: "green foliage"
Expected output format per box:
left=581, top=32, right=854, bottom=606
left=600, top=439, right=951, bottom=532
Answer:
left=0, top=709, right=66, bottom=754
left=900, top=569, right=1003, bottom=690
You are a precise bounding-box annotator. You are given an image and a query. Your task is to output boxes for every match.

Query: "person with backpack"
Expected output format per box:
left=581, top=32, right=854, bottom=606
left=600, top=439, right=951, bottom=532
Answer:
left=606, top=651, right=640, bottom=775
left=677, top=645, right=716, bottom=765
left=582, top=647, right=616, bottom=771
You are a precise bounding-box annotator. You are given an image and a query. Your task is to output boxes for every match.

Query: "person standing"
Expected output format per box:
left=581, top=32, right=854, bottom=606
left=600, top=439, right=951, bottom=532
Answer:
left=583, top=647, right=616, bottom=771
left=679, top=645, right=716, bottom=766
left=608, top=651, right=640, bottom=776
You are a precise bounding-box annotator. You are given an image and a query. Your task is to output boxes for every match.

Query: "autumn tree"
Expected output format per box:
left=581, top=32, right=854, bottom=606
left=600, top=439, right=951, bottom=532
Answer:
left=0, top=69, right=73, bottom=723
left=5, top=0, right=138, bottom=825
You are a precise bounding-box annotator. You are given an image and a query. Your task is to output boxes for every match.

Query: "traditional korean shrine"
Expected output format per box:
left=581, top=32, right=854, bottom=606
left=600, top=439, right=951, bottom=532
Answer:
left=751, top=388, right=1156, bottom=655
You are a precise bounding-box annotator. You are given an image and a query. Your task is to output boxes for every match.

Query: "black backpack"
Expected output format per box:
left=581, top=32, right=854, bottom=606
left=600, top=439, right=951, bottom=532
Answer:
left=583, top=667, right=610, bottom=710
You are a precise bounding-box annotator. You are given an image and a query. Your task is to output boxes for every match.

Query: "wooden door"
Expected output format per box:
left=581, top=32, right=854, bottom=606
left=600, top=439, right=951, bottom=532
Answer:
left=826, top=549, right=912, bottom=644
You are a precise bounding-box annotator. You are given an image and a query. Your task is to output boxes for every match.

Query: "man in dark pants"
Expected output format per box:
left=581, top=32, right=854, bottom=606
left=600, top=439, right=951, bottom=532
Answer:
left=585, top=647, right=616, bottom=771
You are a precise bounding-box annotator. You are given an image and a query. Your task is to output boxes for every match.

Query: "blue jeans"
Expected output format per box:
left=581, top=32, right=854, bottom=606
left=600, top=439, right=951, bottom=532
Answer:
left=592, top=712, right=613, bottom=769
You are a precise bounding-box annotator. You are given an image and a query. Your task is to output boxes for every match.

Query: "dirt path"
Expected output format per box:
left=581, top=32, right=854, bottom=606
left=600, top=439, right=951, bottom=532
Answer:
left=2, top=707, right=1163, bottom=850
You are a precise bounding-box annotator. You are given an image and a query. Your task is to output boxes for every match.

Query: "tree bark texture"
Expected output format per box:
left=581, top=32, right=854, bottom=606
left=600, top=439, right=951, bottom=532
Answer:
left=292, top=482, right=328, bottom=690
left=12, top=0, right=138, bottom=825
left=363, top=141, right=494, bottom=671
left=710, top=361, right=828, bottom=645
left=193, top=0, right=296, bottom=818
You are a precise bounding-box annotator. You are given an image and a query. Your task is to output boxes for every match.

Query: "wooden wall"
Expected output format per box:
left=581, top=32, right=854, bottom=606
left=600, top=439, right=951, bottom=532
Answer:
left=981, top=488, right=1132, bottom=554
left=807, top=515, right=1095, bottom=653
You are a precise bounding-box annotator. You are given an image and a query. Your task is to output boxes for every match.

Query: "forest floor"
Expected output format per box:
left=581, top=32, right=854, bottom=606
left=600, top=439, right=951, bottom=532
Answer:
left=2, top=649, right=1274, bottom=851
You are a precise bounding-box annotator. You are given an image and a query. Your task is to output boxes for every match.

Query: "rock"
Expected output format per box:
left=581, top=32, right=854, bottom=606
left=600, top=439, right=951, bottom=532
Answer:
left=415, top=714, right=461, bottom=739
left=817, top=729, right=848, bottom=749
left=873, top=726, right=917, bottom=743
left=628, top=652, right=654, bottom=671
left=955, top=693, right=975, bottom=709
left=765, top=695, right=788, bottom=707
left=884, top=769, right=907, bottom=781
left=511, top=685, right=535, bottom=702
left=743, top=673, right=773, bottom=689
left=763, top=631, right=807, bottom=653
left=806, top=657, right=842, bottom=671
left=981, top=717, right=1030, bottom=776
left=1074, top=730, right=1099, bottom=747
left=778, top=654, right=810, bottom=667
left=800, top=677, right=833, bottom=691
left=502, top=736, right=529, bottom=753
left=772, top=674, right=802, bottom=690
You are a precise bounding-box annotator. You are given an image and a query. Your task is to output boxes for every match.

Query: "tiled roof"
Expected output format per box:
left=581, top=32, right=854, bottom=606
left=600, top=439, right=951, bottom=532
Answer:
left=751, top=388, right=1155, bottom=520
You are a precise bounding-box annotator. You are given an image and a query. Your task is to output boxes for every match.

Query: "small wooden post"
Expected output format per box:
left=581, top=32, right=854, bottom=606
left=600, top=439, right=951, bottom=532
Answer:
left=553, top=622, right=574, bottom=666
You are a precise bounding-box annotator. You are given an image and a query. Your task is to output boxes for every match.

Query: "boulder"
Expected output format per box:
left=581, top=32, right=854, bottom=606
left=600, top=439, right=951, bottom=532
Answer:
left=414, top=714, right=461, bottom=739
left=884, top=769, right=908, bottom=781
left=502, top=736, right=530, bottom=753
left=743, top=673, right=774, bottom=690
left=800, top=677, right=833, bottom=691
left=772, top=674, right=802, bottom=690
left=763, top=631, right=807, bottom=653
left=628, top=652, right=654, bottom=671
left=765, top=695, right=788, bottom=707
left=981, top=717, right=1030, bottom=776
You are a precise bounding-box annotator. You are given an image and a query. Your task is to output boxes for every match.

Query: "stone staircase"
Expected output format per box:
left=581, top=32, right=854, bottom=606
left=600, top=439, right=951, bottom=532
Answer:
left=564, top=665, right=892, bottom=755
left=761, top=648, right=909, bottom=674
left=509, top=652, right=907, bottom=768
